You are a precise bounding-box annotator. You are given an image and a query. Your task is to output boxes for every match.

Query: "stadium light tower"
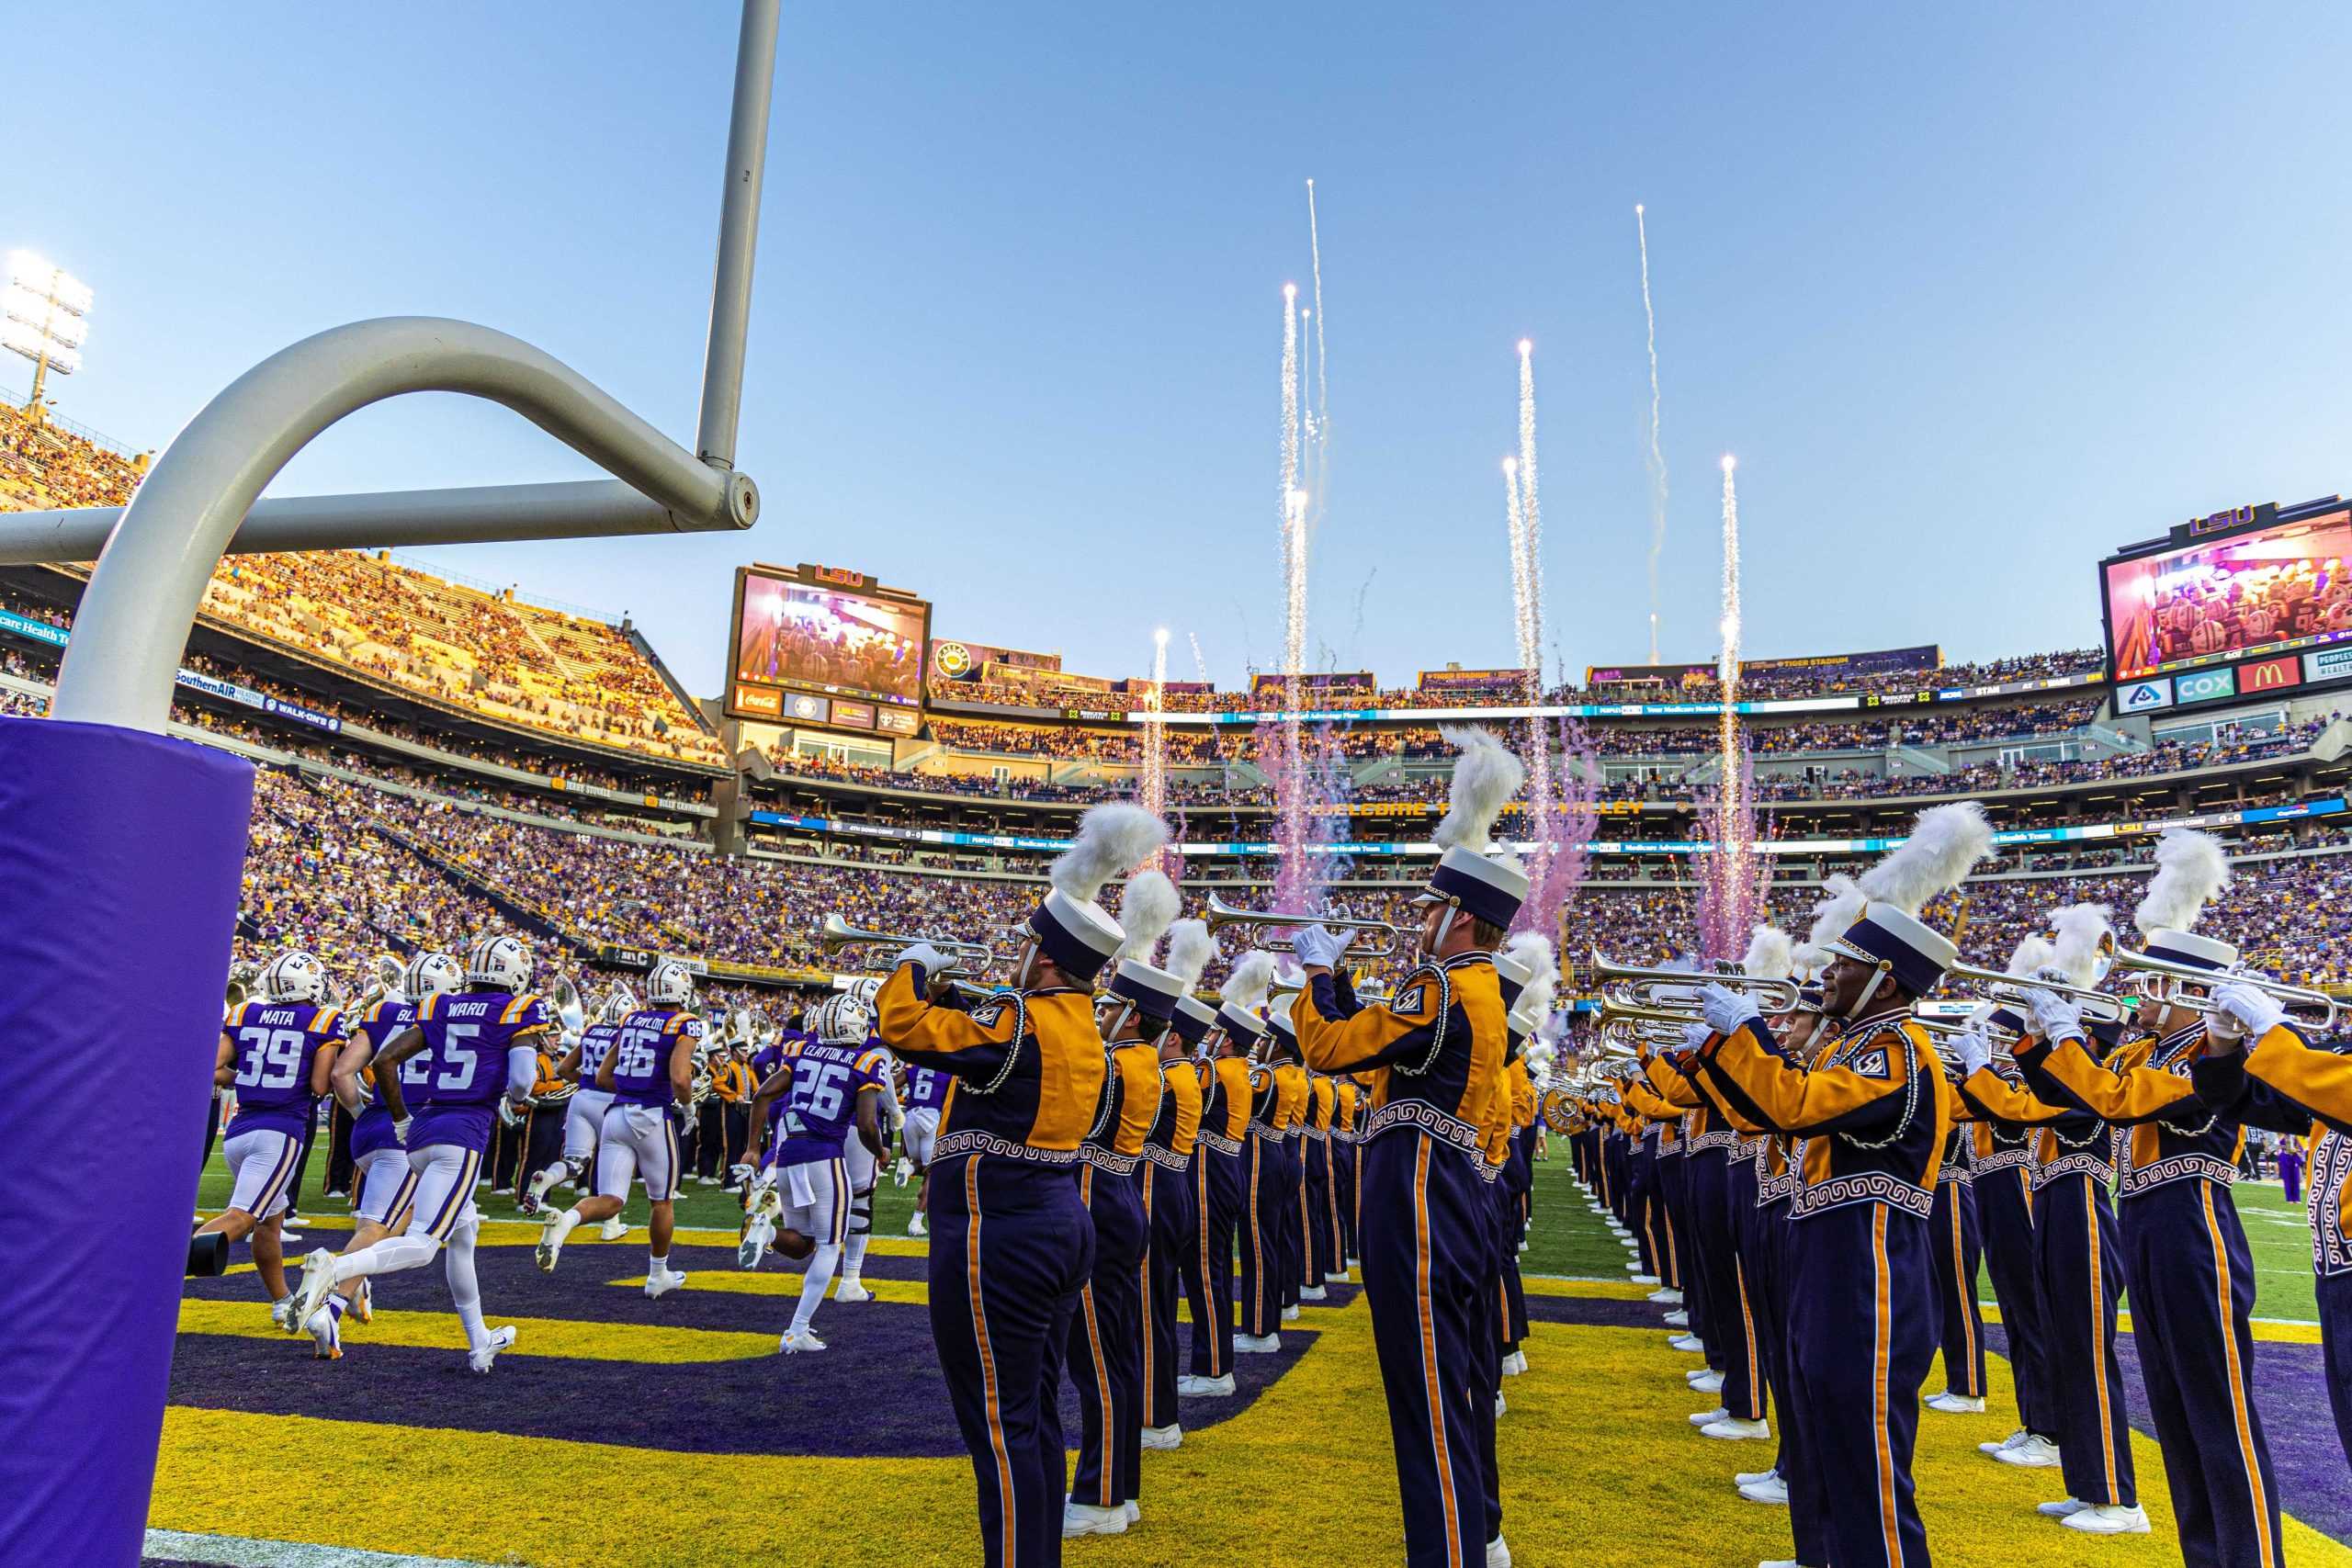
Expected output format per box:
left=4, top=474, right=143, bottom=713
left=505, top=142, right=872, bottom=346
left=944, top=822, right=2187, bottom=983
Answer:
left=4, top=250, right=94, bottom=417
left=0, top=6, right=779, bottom=1562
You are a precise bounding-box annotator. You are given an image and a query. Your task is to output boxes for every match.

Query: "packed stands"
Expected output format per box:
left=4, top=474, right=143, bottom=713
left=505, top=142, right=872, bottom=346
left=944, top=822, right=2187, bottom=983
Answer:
left=0, top=400, right=145, bottom=512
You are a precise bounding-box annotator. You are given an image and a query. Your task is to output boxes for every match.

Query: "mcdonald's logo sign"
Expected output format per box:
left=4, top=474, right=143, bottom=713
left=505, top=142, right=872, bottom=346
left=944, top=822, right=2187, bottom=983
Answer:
left=2241, top=655, right=2301, bottom=694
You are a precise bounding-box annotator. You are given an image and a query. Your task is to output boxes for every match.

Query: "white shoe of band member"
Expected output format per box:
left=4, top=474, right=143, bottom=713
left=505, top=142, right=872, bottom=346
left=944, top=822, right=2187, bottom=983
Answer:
left=1702, top=1417, right=1770, bottom=1440
left=1062, top=1502, right=1127, bottom=1538
left=1689, top=1406, right=1729, bottom=1426
left=1140, top=1424, right=1182, bottom=1450
left=1125, top=1501, right=1139, bottom=1525
left=780, top=1329, right=829, bottom=1354
left=1759, top=1560, right=1802, bottom=1567
left=1282, top=1305, right=1300, bottom=1322
left=1485, top=1534, right=1511, bottom=1568
left=644, top=1268, right=688, bottom=1299
left=1925, top=1392, right=1986, bottom=1415
left=467, top=1325, right=516, bottom=1375
left=1180, top=1372, right=1238, bottom=1396
left=1739, top=1475, right=1790, bottom=1506
left=1299, top=1286, right=1327, bottom=1302
left=834, top=1281, right=875, bottom=1303
left=292, top=1248, right=339, bottom=1334
left=2061, top=1505, right=2150, bottom=1535
left=1235, top=1333, right=1283, bottom=1353
left=1996, top=1435, right=2064, bottom=1469
left=1644, top=1286, right=1676, bottom=1301
left=1501, top=1350, right=1528, bottom=1376
left=2036, top=1498, right=2088, bottom=1517
left=1980, top=1428, right=2031, bottom=1457
left=1663, top=1310, right=1690, bottom=1327
left=1671, top=1337, right=1707, bottom=1355
left=1494, top=1391, right=1507, bottom=1418
left=1690, top=1371, right=1725, bottom=1394
left=599, top=1215, right=628, bottom=1241
left=1325, top=1270, right=1350, bottom=1283
left=1735, top=1466, right=1777, bottom=1488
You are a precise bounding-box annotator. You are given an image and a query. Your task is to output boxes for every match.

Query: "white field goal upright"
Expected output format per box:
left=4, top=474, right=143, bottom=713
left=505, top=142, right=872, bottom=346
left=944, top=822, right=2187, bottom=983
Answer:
left=0, top=6, right=779, bottom=1561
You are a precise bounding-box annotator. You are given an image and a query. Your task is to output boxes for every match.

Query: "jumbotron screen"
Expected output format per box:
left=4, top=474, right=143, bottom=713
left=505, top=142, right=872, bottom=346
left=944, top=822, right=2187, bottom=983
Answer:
left=2103, top=509, right=2352, bottom=680
left=726, top=564, right=930, bottom=727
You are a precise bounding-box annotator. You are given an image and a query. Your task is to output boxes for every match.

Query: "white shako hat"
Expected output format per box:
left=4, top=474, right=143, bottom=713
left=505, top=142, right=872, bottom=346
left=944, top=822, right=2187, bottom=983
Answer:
left=1027, top=804, right=1169, bottom=984
left=1216, top=950, right=1275, bottom=1043
left=1823, top=802, right=1993, bottom=999
left=1410, top=727, right=1530, bottom=931
left=1163, top=918, right=1219, bottom=1050
left=1265, top=987, right=1299, bottom=1049
left=2132, top=827, right=2237, bottom=970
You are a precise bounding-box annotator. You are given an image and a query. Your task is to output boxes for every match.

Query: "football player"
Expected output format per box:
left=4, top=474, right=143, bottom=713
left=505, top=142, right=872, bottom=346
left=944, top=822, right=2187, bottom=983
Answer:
left=289, top=932, right=548, bottom=1373
left=834, top=1046, right=904, bottom=1303
left=523, top=981, right=635, bottom=1242
left=534, top=960, right=704, bottom=1298
left=306, top=950, right=461, bottom=1358
left=899, top=1059, right=949, bottom=1235
left=740, top=992, right=888, bottom=1352
left=204, top=950, right=345, bottom=1325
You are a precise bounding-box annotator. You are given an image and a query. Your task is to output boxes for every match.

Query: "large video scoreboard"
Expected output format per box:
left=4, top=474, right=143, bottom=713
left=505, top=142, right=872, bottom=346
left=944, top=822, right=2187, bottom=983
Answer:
left=724, top=562, right=930, bottom=737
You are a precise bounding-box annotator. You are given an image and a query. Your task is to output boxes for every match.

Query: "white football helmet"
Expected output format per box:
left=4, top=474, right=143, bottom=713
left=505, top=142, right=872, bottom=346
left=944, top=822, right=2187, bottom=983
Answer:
left=259, top=949, right=329, bottom=1005
left=647, top=958, right=696, bottom=1009
left=599, top=981, right=639, bottom=1024
left=401, top=950, right=462, bottom=1004
left=810, top=992, right=873, bottom=1045
left=464, top=932, right=534, bottom=992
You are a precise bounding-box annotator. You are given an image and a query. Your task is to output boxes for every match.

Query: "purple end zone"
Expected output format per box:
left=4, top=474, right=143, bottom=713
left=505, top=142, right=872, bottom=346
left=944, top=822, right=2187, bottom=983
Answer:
left=173, top=1239, right=1315, bottom=1456
left=0, top=716, right=254, bottom=1567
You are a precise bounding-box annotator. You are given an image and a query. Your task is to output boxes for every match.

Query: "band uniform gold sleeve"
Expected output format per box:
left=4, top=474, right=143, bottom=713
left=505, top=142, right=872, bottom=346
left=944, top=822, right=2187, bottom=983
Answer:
left=1216, top=1056, right=1254, bottom=1140
left=2245, top=1024, right=2352, bottom=1133
left=876, top=962, right=1106, bottom=1150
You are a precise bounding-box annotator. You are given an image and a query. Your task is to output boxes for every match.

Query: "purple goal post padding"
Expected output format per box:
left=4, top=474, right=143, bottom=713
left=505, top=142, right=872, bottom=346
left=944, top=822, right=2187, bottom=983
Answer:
left=0, top=716, right=254, bottom=1564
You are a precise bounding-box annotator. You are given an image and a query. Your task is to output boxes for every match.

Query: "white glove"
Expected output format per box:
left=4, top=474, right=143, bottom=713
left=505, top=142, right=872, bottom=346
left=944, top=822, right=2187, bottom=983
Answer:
left=391, top=1114, right=413, bottom=1144
left=1700, top=984, right=1761, bottom=1037
left=1681, top=1022, right=1713, bottom=1055
left=2023, top=983, right=2083, bottom=1042
left=896, top=942, right=951, bottom=976
left=497, top=1098, right=526, bottom=1128
left=728, top=1162, right=755, bottom=1185
left=2212, top=981, right=2285, bottom=1042
left=1951, top=1026, right=1992, bottom=1078
left=1289, top=924, right=1352, bottom=970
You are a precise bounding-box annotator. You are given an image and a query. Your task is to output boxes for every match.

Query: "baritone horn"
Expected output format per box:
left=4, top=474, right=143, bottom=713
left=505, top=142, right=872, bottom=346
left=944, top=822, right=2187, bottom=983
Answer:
left=1204, top=892, right=1403, bottom=958
left=819, top=914, right=997, bottom=971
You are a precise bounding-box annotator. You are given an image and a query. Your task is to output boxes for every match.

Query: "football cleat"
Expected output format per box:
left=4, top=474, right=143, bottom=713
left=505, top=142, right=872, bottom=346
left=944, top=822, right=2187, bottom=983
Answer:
left=305, top=1304, right=343, bottom=1360
left=467, top=1325, right=517, bottom=1374
left=269, top=1294, right=297, bottom=1332
left=739, top=1217, right=773, bottom=1270
left=780, top=1329, right=828, bottom=1354
left=351, top=1280, right=372, bottom=1325
left=645, top=1268, right=688, bottom=1300
left=292, top=1248, right=339, bottom=1334
left=536, top=1211, right=571, bottom=1273
left=599, top=1215, right=628, bottom=1242
left=833, top=1281, right=875, bottom=1304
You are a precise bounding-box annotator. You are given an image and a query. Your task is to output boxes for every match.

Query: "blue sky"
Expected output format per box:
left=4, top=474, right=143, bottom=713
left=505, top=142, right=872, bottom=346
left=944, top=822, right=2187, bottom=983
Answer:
left=17, top=3, right=2352, bottom=697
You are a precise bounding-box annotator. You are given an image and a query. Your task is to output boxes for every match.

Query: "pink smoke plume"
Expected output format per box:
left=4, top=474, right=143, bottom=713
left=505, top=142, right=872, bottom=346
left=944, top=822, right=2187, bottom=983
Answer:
left=1257, top=717, right=1353, bottom=914
left=1513, top=716, right=1599, bottom=945
left=1693, top=741, right=1763, bottom=964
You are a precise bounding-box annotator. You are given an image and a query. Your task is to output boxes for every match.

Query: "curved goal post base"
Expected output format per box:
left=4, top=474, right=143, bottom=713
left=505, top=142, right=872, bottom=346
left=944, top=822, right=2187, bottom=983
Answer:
left=0, top=716, right=255, bottom=1564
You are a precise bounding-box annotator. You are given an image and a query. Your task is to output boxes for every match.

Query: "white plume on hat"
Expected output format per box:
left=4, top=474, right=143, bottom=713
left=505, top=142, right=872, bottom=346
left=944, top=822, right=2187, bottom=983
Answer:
left=2006, top=935, right=2055, bottom=979
left=1796, top=874, right=1866, bottom=972
left=1165, top=919, right=1216, bottom=989
left=2048, top=903, right=2113, bottom=987
left=1052, top=803, right=1170, bottom=907
left=1433, top=726, right=1526, bottom=854
left=1503, top=931, right=1557, bottom=991
left=1741, top=925, right=1795, bottom=982
left=2132, top=828, right=2231, bottom=938
left=1859, top=802, right=1994, bottom=918
left=1221, top=950, right=1276, bottom=1012
left=1114, top=870, right=1180, bottom=962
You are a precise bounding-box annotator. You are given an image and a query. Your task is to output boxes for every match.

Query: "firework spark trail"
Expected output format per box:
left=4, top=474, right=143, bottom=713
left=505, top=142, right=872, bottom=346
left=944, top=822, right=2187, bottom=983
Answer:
left=1636, top=205, right=1668, bottom=664
left=1504, top=343, right=1564, bottom=939
left=1515, top=718, right=1601, bottom=946
left=1306, top=179, right=1329, bottom=524
left=1503, top=458, right=1532, bottom=669
left=1515, top=340, right=1545, bottom=677
left=1693, top=455, right=1760, bottom=962
left=1143, top=627, right=1170, bottom=868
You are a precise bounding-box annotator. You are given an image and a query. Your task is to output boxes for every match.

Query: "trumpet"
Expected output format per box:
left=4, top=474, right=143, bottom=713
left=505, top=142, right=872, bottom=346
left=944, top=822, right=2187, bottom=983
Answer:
left=1909, top=1014, right=1995, bottom=1071
left=2112, top=949, right=2339, bottom=1030
left=1204, top=892, right=1404, bottom=958
left=1945, top=964, right=2130, bottom=1026
left=1589, top=950, right=1803, bottom=1014
left=819, top=913, right=997, bottom=970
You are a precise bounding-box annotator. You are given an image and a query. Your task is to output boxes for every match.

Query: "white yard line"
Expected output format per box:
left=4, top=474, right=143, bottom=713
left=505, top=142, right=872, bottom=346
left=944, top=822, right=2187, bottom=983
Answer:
left=143, top=1529, right=513, bottom=1568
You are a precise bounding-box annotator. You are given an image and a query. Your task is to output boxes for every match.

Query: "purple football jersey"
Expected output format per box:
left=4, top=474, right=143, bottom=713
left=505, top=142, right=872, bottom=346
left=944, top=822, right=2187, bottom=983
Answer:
left=904, top=1062, right=951, bottom=1111
left=402, top=987, right=552, bottom=1153
left=348, top=997, right=414, bottom=1159
left=606, top=1009, right=705, bottom=1106
left=774, top=1037, right=888, bottom=1166
left=576, top=1021, right=621, bottom=1081
left=224, top=999, right=345, bottom=1140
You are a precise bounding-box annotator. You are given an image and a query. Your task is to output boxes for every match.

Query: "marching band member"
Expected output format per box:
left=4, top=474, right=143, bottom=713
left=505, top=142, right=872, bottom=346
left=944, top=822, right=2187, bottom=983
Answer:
left=206, top=950, right=345, bottom=1326
left=1140, top=919, right=1215, bottom=1444
left=1287, top=726, right=1523, bottom=1568
left=1304, top=1065, right=1340, bottom=1291
left=1333, top=1069, right=1363, bottom=1265
left=1693, top=802, right=1990, bottom=1568
left=1179, top=951, right=1272, bottom=1393
left=1061, top=871, right=1177, bottom=1537
left=1237, top=991, right=1291, bottom=1350
left=292, top=932, right=548, bottom=1374
left=2018, top=842, right=2281, bottom=1562
left=1623, top=1051, right=1696, bottom=1342
left=876, top=802, right=1164, bottom=1568
left=1270, top=1003, right=1313, bottom=1312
